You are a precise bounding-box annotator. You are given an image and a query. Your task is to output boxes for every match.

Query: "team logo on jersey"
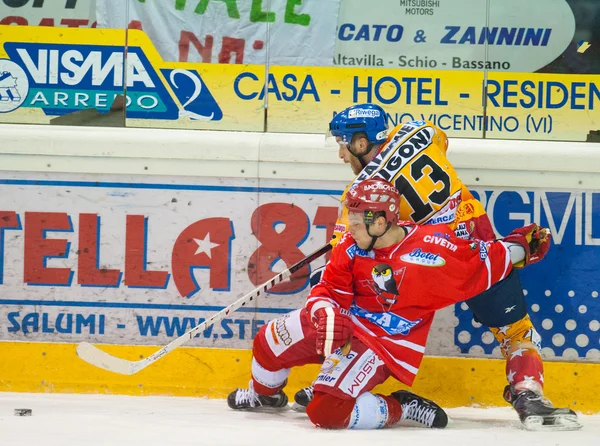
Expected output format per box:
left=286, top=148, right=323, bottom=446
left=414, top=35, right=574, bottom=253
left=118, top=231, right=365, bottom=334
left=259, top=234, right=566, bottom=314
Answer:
left=400, top=248, right=446, bottom=267
left=359, top=263, right=406, bottom=311
left=456, top=202, right=476, bottom=220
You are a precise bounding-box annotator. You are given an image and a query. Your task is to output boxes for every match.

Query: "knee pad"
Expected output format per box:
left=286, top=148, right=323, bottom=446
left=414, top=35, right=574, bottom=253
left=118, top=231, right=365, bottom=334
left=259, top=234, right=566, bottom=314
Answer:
left=307, top=391, right=355, bottom=429
left=489, top=314, right=542, bottom=358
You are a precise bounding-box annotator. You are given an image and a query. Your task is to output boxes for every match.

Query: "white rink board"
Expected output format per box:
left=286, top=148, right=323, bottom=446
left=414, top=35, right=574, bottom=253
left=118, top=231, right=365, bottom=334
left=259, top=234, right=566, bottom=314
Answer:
left=0, top=392, right=598, bottom=446
left=0, top=171, right=343, bottom=348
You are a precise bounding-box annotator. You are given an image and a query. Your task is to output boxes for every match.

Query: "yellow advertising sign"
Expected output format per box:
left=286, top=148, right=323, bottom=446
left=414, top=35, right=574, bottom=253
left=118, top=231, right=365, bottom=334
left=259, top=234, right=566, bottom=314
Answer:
left=264, top=66, right=486, bottom=138
left=263, top=67, right=599, bottom=141
left=485, top=72, right=600, bottom=141
left=0, top=26, right=598, bottom=141
left=0, top=27, right=265, bottom=131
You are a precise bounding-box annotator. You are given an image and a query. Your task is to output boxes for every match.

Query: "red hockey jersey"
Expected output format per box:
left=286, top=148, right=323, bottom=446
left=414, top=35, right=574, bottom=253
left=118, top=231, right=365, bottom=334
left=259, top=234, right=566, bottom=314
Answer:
left=306, top=223, right=513, bottom=386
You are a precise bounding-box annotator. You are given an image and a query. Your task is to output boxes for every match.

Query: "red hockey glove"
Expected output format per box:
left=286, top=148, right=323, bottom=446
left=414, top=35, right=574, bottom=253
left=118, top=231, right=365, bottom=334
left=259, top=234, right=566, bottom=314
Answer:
left=503, top=224, right=551, bottom=268
left=313, top=307, right=354, bottom=357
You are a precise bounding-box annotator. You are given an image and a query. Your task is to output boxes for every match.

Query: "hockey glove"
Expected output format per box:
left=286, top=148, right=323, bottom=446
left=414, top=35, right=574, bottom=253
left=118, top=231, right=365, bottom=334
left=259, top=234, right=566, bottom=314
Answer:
left=503, top=224, right=551, bottom=268
left=314, top=307, right=354, bottom=357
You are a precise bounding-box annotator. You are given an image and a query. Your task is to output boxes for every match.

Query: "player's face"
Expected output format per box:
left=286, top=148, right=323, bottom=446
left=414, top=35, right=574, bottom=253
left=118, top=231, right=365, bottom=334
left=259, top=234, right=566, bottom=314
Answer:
left=348, top=212, right=385, bottom=249
left=336, top=137, right=364, bottom=175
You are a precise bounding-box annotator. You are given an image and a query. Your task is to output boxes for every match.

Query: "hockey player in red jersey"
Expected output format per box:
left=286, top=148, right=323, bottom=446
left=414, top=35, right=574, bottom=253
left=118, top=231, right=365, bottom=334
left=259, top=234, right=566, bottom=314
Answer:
left=292, top=103, right=581, bottom=430
left=228, top=179, right=564, bottom=430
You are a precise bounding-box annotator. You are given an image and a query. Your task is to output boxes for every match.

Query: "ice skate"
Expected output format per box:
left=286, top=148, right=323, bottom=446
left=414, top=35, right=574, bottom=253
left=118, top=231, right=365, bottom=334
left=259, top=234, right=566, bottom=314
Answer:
left=392, top=390, right=448, bottom=428
left=292, top=385, right=313, bottom=412
left=227, top=380, right=289, bottom=411
left=503, top=385, right=582, bottom=431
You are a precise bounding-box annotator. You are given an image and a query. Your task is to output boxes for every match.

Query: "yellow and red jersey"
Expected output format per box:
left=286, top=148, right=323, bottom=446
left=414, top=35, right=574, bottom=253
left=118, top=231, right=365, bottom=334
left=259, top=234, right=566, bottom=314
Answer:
left=331, top=120, right=494, bottom=247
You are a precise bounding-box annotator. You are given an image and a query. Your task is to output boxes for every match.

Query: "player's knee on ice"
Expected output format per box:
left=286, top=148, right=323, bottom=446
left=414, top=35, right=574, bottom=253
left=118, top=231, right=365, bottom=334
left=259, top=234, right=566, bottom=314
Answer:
left=306, top=391, right=356, bottom=429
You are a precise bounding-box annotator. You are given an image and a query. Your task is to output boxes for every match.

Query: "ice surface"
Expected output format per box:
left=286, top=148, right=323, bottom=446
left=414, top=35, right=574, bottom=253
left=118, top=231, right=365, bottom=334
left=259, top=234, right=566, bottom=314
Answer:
left=1, top=392, right=598, bottom=446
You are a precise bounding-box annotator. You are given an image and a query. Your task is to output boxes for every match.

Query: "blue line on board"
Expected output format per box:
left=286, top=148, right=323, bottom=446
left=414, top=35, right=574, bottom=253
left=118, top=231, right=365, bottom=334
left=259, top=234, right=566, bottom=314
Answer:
left=0, top=299, right=293, bottom=314
left=0, top=179, right=344, bottom=196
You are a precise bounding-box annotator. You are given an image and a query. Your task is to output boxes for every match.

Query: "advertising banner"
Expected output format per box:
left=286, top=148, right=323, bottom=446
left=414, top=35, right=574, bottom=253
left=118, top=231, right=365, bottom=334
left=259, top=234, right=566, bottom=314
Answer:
left=0, top=173, right=340, bottom=348
left=0, top=26, right=265, bottom=130
left=2, top=1, right=599, bottom=74
left=96, top=0, right=341, bottom=66
left=0, top=0, right=96, bottom=27
left=1, top=26, right=598, bottom=139
left=457, top=188, right=600, bottom=362
left=262, top=66, right=599, bottom=141
left=0, top=172, right=599, bottom=363
left=334, top=0, right=576, bottom=72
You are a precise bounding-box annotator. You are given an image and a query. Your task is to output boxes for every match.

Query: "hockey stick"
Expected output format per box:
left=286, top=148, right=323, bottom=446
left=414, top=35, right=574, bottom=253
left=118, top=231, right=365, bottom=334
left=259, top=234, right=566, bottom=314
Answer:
left=76, top=242, right=333, bottom=375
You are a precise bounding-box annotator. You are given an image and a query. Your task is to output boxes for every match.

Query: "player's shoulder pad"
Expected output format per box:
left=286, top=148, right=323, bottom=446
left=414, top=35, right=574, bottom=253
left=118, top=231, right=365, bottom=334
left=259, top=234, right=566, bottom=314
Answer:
left=385, top=119, right=438, bottom=145
left=418, top=222, right=454, bottom=236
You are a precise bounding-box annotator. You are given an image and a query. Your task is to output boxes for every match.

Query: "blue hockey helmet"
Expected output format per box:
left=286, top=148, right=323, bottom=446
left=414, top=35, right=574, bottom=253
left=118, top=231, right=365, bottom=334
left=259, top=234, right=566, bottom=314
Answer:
left=328, top=103, right=388, bottom=146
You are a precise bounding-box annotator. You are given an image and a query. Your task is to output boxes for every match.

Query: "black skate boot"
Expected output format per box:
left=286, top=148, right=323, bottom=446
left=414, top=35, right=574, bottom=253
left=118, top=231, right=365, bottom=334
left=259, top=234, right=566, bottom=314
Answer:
left=291, top=385, right=314, bottom=412
left=503, top=385, right=582, bottom=431
left=392, top=390, right=448, bottom=428
left=227, top=380, right=289, bottom=411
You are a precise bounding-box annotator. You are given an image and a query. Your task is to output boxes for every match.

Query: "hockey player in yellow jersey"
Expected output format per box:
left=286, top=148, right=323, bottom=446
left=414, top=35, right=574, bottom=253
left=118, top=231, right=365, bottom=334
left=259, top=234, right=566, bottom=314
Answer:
left=293, top=103, right=580, bottom=431
left=329, top=109, right=494, bottom=247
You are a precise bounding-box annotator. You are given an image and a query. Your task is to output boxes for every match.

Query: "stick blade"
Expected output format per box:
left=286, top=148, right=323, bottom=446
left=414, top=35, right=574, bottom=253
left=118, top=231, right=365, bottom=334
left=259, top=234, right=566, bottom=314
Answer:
left=76, top=342, right=137, bottom=375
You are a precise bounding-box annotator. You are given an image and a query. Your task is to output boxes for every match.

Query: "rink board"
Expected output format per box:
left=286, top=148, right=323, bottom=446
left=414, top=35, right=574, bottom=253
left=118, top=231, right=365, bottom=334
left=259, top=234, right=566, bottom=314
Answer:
left=1, top=341, right=599, bottom=413
left=0, top=126, right=599, bottom=411
left=0, top=172, right=599, bottom=361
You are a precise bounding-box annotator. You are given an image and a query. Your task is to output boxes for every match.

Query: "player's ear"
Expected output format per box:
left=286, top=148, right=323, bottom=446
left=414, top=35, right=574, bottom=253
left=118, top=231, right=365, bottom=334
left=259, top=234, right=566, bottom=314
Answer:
left=360, top=135, right=370, bottom=150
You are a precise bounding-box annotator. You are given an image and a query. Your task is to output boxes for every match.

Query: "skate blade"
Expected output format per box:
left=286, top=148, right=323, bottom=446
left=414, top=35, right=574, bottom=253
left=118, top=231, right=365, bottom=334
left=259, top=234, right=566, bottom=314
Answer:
left=236, top=404, right=291, bottom=413
left=291, top=402, right=307, bottom=413
left=522, top=414, right=582, bottom=431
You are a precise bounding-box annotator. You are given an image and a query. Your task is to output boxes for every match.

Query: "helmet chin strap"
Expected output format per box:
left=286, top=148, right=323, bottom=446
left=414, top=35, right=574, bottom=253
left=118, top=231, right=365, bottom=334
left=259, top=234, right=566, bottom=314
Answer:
left=365, top=221, right=392, bottom=251
left=348, top=142, right=376, bottom=168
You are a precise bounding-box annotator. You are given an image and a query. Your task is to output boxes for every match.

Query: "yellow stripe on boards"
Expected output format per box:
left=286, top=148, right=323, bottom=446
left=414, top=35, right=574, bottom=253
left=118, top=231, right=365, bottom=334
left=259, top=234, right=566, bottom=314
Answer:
left=0, top=342, right=597, bottom=413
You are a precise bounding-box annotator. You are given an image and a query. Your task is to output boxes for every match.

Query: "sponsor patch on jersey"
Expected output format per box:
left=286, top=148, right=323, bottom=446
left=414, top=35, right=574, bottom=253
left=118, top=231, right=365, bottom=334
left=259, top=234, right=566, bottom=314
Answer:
left=350, top=304, right=422, bottom=336
left=454, top=221, right=474, bottom=239
left=265, top=310, right=304, bottom=357
left=423, top=190, right=461, bottom=225
left=320, top=351, right=357, bottom=374
left=346, top=243, right=375, bottom=260
left=334, top=223, right=347, bottom=234
left=423, top=235, right=457, bottom=252
left=400, top=248, right=446, bottom=267
left=315, top=350, right=358, bottom=388
left=478, top=241, right=489, bottom=260
left=339, top=350, right=385, bottom=398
